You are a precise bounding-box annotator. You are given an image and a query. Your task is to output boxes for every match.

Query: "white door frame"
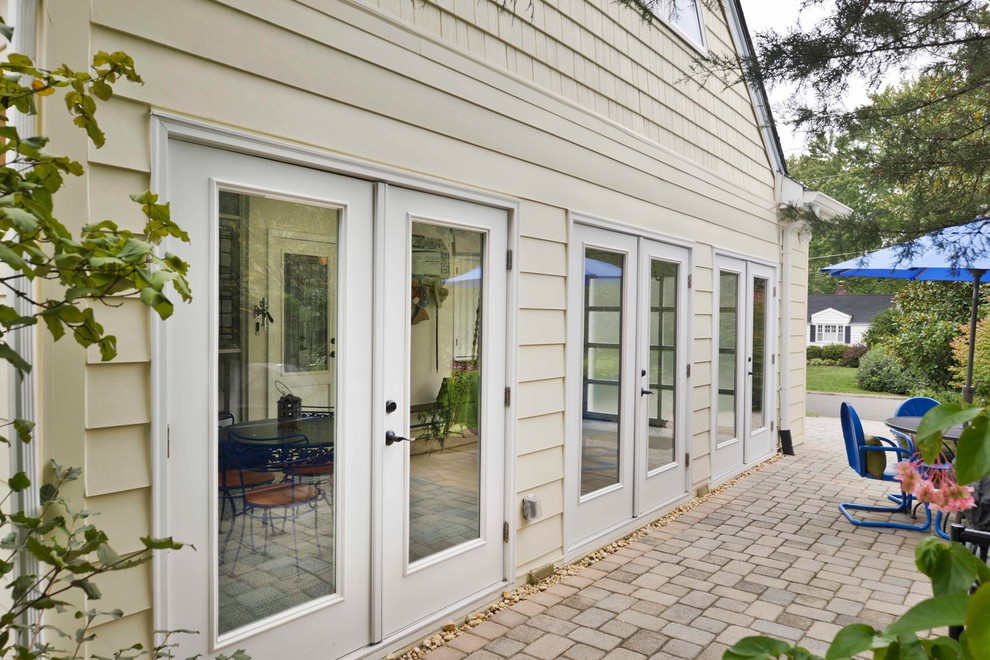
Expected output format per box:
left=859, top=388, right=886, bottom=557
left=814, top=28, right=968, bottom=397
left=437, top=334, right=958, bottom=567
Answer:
left=710, top=251, right=778, bottom=485
left=564, top=214, right=694, bottom=554
left=150, top=113, right=520, bottom=659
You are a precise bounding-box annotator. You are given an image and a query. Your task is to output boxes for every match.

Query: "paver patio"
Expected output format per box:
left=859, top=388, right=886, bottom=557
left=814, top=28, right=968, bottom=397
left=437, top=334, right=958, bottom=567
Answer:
left=421, top=415, right=938, bottom=659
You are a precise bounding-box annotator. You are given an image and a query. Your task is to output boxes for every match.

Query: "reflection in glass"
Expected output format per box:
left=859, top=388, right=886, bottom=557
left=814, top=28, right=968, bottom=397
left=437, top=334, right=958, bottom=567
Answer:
left=216, top=191, right=337, bottom=635
left=408, top=223, right=483, bottom=562
left=751, top=278, right=768, bottom=431
left=283, top=254, right=329, bottom=373
left=648, top=260, right=677, bottom=470
left=717, top=272, right=738, bottom=444
left=663, top=0, right=704, bottom=45
left=581, top=249, right=624, bottom=496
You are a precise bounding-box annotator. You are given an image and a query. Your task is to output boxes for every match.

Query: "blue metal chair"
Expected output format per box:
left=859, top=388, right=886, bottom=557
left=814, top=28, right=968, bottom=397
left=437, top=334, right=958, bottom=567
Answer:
left=839, top=402, right=933, bottom=531
left=896, top=396, right=941, bottom=417
left=887, top=397, right=940, bottom=451
left=888, top=397, right=955, bottom=538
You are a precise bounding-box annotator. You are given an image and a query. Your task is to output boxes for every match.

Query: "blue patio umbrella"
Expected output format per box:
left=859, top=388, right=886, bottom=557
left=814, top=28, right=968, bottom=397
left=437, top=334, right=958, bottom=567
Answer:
left=444, top=256, right=622, bottom=286
left=822, top=218, right=990, bottom=402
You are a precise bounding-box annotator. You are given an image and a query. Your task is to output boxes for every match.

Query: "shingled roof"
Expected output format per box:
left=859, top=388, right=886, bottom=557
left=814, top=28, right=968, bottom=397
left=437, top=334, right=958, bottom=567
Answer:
left=807, top=295, right=894, bottom=323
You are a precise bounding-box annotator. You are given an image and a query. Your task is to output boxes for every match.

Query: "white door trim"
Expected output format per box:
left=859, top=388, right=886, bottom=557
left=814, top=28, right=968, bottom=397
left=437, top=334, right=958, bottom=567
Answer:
left=709, top=252, right=779, bottom=486
left=150, top=114, right=520, bottom=653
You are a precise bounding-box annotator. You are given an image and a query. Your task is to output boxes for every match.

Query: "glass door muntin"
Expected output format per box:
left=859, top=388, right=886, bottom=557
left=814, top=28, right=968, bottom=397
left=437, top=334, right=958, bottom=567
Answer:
left=566, top=221, right=690, bottom=550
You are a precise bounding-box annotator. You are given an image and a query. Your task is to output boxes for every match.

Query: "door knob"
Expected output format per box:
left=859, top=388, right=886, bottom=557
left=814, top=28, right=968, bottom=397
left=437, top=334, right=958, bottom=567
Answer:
left=385, top=430, right=413, bottom=446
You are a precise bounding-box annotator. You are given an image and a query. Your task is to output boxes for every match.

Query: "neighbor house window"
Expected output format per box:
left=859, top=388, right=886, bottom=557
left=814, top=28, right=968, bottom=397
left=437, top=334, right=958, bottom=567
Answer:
left=657, top=0, right=705, bottom=48
left=816, top=324, right=844, bottom=344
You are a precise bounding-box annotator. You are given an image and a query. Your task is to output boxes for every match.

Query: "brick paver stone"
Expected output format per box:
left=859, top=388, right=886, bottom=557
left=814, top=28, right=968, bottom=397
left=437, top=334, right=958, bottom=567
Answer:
left=421, top=417, right=938, bottom=659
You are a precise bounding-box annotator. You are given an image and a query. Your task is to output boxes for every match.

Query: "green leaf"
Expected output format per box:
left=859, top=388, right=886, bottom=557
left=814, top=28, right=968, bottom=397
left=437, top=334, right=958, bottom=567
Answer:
left=0, top=342, right=32, bottom=373
left=1, top=207, right=41, bottom=235
left=8, top=471, right=30, bottom=492
left=893, top=635, right=930, bottom=660
left=955, top=415, right=990, bottom=485
left=932, top=544, right=981, bottom=597
left=916, top=537, right=946, bottom=578
left=825, top=624, right=879, bottom=659
left=917, top=404, right=984, bottom=463
left=723, top=636, right=794, bottom=659
left=139, top=287, right=174, bottom=319
left=70, top=579, right=102, bottom=600
left=140, top=536, right=185, bottom=551
left=10, top=574, right=35, bottom=600
left=14, top=418, right=34, bottom=443
left=96, top=542, right=121, bottom=566
left=966, top=583, right=990, bottom=655
left=116, top=237, right=152, bottom=262
left=887, top=594, right=969, bottom=635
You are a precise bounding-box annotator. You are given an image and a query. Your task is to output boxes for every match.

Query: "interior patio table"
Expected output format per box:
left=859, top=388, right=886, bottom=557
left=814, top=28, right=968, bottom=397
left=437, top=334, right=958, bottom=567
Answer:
left=220, top=414, right=335, bottom=446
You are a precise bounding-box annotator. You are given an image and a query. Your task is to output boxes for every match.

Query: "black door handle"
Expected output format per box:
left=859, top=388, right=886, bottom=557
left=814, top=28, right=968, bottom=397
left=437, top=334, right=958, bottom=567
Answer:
left=641, top=389, right=654, bottom=396
left=385, top=430, right=413, bottom=446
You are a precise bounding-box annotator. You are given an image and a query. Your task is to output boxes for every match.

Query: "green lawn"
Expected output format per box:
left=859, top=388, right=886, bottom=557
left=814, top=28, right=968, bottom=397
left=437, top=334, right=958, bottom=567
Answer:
left=807, top=365, right=877, bottom=395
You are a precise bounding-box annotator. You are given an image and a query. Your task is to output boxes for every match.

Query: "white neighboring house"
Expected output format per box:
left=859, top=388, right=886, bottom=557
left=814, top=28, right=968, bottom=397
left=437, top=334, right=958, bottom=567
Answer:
left=808, top=294, right=894, bottom=346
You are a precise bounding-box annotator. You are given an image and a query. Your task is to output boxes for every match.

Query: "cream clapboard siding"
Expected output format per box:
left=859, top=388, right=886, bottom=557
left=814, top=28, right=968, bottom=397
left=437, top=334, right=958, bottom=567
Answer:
left=34, top=0, right=787, bottom=647
left=368, top=0, right=774, bottom=197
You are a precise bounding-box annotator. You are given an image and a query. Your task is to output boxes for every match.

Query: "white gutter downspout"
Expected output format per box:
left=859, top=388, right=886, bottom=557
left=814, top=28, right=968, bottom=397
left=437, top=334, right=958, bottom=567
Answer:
left=8, top=0, right=41, bottom=642
left=779, top=218, right=811, bottom=455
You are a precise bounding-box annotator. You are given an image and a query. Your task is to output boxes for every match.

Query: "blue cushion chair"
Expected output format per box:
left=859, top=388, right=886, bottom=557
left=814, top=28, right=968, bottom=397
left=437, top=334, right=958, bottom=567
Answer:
left=839, top=402, right=933, bottom=531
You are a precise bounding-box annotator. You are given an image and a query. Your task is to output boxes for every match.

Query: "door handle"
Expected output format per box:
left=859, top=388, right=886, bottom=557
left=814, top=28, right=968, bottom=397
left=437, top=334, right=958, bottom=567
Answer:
left=385, top=430, right=413, bottom=446
left=641, top=389, right=654, bottom=396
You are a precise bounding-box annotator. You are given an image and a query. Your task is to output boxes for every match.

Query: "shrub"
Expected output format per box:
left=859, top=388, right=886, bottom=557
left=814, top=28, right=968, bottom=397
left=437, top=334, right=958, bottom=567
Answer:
left=909, top=387, right=962, bottom=405
left=819, top=344, right=848, bottom=362
left=863, top=307, right=899, bottom=346
left=950, top=314, right=990, bottom=405
left=843, top=343, right=869, bottom=367
left=806, top=345, right=823, bottom=361
left=857, top=348, right=915, bottom=394
left=808, top=357, right=843, bottom=367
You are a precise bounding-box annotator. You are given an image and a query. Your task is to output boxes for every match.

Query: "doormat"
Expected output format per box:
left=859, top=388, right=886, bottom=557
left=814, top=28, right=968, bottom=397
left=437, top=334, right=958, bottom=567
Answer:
left=389, top=452, right=784, bottom=659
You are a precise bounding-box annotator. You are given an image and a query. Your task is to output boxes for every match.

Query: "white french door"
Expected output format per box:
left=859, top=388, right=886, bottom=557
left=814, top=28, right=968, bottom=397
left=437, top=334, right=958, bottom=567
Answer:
left=565, top=224, right=689, bottom=550
left=164, top=141, right=507, bottom=658
left=711, top=255, right=777, bottom=483
left=381, top=186, right=507, bottom=635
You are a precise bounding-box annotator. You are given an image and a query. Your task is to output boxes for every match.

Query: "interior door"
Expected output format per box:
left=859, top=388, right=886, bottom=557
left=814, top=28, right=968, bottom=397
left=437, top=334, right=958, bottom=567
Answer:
left=166, top=140, right=373, bottom=659
left=267, top=234, right=337, bottom=414
left=711, top=256, right=777, bottom=482
left=635, top=239, right=689, bottom=515
left=381, top=186, right=507, bottom=636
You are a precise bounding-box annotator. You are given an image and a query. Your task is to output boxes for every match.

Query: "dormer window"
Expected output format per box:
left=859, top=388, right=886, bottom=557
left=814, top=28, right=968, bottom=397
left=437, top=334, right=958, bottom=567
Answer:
left=658, top=0, right=705, bottom=49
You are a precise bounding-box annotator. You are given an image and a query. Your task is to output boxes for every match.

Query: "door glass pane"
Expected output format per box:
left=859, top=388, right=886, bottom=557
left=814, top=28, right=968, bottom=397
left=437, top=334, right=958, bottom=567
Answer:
left=751, top=277, right=768, bottom=432
left=408, top=223, right=483, bottom=562
left=648, top=259, right=677, bottom=470
left=717, top=272, right=738, bottom=445
left=581, top=249, right=624, bottom=495
left=217, top=191, right=338, bottom=635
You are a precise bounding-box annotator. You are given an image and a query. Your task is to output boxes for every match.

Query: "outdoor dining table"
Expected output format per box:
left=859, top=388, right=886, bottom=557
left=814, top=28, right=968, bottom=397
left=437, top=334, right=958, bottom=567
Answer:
left=885, top=416, right=964, bottom=441
left=885, top=416, right=964, bottom=463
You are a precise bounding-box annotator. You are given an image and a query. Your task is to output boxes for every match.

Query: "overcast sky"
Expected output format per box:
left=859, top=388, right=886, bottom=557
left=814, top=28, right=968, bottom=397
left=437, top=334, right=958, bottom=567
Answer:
left=736, top=0, right=829, bottom=156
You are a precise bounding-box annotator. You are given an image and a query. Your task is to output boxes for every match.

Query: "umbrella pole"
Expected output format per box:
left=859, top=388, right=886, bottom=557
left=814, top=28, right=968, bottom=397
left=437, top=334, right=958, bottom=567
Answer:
left=964, top=269, right=986, bottom=404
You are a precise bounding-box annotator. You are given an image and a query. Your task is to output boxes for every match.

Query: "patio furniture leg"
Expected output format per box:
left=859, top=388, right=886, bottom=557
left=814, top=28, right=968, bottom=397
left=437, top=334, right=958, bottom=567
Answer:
left=839, top=491, right=933, bottom=531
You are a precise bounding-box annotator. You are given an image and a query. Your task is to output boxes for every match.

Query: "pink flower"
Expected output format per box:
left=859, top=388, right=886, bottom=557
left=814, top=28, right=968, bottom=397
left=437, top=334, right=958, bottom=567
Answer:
left=894, top=455, right=975, bottom=514
left=894, top=460, right=922, bottom=492
left=933, top=483, right=975, bottom=514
